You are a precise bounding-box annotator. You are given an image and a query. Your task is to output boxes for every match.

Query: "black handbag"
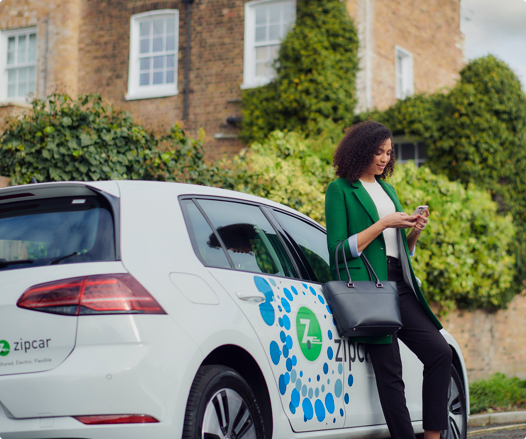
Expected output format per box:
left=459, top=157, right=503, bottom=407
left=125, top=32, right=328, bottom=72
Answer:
left=322, top=241, right=403, bottom=338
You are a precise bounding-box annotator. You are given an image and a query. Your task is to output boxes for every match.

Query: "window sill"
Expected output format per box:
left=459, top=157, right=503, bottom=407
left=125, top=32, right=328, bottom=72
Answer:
left=0, top=100, right=33, bottom=109
left=125, top=88, right=179, bottom=101
left=240, top=78, right=272, bottom=90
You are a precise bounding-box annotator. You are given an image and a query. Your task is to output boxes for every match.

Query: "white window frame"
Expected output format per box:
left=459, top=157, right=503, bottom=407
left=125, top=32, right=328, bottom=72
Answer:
left=0, top=27, right=38, bottom=103
left=126, top=10, right=179, bottom=101
left=393, top=136, right=427, bottom=167
left=395, top=46, right=414, bottom=100
left=242, top=0, right=296, bottom=89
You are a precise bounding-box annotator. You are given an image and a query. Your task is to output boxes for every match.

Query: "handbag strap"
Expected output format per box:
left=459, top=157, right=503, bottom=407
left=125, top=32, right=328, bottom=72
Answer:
left=334, top=240, right=384, bottom=288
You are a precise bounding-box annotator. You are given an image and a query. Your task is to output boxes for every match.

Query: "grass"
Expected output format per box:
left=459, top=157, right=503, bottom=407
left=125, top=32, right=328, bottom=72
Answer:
left=469, top=373, right=526, bottom=414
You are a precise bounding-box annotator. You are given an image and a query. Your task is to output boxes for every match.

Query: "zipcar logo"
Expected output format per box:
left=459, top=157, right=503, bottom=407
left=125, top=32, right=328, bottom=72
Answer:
left=296, top=307, right=322, bottom=361
left=0, top=340, right=10, bottom=357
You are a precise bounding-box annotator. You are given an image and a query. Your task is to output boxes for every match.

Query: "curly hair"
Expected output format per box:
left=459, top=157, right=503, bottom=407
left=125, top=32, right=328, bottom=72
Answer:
left=333, top=121, right=394, bottom=182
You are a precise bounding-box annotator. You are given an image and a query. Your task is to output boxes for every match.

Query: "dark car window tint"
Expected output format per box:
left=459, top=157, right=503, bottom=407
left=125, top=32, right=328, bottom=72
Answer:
left=0, top=196, right=115, bottom=271
left=197, top=199, right=296, bottom=278
left=180, top=200, right=231, bottom=269
left=274, top=211, right=331, bottom=283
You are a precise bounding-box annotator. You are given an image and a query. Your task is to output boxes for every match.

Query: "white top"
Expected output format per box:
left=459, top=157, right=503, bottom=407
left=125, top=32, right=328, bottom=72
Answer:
left=359, top=179, right=399, bottom=258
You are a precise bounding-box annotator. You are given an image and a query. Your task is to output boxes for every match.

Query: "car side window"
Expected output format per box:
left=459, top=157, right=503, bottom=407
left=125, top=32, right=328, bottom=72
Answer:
left=273, top=211, right=332, bottom=283
left=180, top=199, right=231, bottom=269
left=197, top=199, right=296, bottom=278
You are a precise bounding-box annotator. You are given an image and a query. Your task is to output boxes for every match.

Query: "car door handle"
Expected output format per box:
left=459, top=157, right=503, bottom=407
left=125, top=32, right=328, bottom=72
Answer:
left=236, top=291, right=266, bottom=303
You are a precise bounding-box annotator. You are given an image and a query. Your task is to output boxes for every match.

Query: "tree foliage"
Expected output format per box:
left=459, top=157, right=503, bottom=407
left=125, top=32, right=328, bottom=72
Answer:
left=240, top=0, right=359, bottom=144
left=0, top=94, right=229, bottom=187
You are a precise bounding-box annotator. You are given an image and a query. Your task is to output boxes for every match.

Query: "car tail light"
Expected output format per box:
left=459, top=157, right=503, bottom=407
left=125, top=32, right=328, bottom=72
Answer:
left=73, top=414, right=159, bottom=424
left=17, top=274, right=166, bottom=315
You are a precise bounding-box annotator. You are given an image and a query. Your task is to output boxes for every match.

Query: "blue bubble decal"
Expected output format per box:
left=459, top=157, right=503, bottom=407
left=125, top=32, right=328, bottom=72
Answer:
left=322, top=385, right=325, bottom=392
left=286, top=358, right=293, bottom=372
left=309, top=286, right=317, bottom=296
left=291, top=286, right=298, bottom=295
left=278, top=305, right=283, bottom=312
left=348, top=374, right=354, bottom=386
left=317, top=374, right=320, bottom=381
left=323, top=363, right=329, bottom=374
left=291, top=388, right=300, bottom=407
left=335, top=379, right=343, bottom=398
left=291, top=369, right=297, bottom=382
left=283, top=315, right=291, bottom=330
left=255, top=276, right=275, bottom=325
left=325, top=392, right=335, bottom=414
left=290, top=401, right=296, bottom=414
left=318, top=294, right=325, bottom=304
left=328, top=330, right=333, bottom=340
left=302, top=283, right=308, bottom=289
left=286, top=335, right=293, bottom=349
left=281, top=297, right=291, bottom=313
left=283, top=345, right=289, bottom=358
left=278, top=317, right=283, bottom=327
left=280, top=331, right=286, bottom=343
left=315, top=388, right=319, bottom=397
left=292, top=355, right=297, bottom=366
left=327, top=346, right=334, bottom=360
left=269, top=278, right=276, bottom=286
left=296, top=379, right=302, bottom=391
left=270, top=341, right=281, bottom=365
left=315, top=399, right=326, bottom=422
left=308, top=388, right=313, bottom=399
left=302, top=398, right=314, bottom=421
left=302, top=385, right=307, bottom=397
left=279, top=374, right=287, bottom=395
left=340, top=408, right=344, bottom=417
left=344, top=393, right=349, bottom=404
left=284, top=288, right=293, bottom=301
left=338, top=363, right=343, bottom=374
left=326, top=305, right=333, bottom=314
left=300, top=371, right=303, bottom=377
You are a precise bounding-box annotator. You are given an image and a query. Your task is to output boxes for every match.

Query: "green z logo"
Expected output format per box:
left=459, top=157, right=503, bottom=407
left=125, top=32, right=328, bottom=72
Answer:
left=296, top=307, right=322, bottom=361
left=0, top=340, right=10, bottom=357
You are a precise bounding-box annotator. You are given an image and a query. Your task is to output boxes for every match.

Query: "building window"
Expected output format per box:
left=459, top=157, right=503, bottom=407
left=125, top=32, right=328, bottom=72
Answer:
left=0, top=27, right=37, bottom=102
left=126, top=10, right=179, bottom=101
left=395, top=46, right=413, bottom=100
left=242, top=0, right=296, bottom=89
left=393, top=137, right=427, bottom=167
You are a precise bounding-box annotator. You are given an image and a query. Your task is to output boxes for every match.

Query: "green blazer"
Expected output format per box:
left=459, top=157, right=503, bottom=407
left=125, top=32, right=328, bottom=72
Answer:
left=325, top=177, right=442, bottom=344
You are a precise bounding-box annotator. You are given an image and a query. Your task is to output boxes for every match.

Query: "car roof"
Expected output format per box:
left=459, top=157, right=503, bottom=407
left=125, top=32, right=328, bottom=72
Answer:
left=0, top=180, right=319, bottom=226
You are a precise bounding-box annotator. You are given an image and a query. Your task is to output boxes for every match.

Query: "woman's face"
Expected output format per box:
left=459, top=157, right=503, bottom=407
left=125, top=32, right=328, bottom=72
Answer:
left=362, top=138, right=392, bottom=181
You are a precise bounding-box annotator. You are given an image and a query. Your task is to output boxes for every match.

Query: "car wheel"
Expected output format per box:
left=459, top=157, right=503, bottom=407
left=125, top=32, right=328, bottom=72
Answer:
left=183, top=365, right=266, bottom=439
left=441, top=365, right=467, bottom=439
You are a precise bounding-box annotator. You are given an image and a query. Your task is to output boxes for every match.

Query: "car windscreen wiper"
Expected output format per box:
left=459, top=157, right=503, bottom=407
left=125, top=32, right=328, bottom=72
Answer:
left=50, top=251, right=78, bottom=265
left=0, top=259, right=34, bottom=269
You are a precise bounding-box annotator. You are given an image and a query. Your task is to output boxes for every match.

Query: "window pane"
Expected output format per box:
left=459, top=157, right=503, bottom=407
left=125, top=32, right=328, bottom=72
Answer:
left=153, top=71, right=163, bottom=84
left=153, top=55, right=164, bottom=69
left=418, top=142, right=428, bottom=160
left=269, top=45, right=279, bottom=60
left=180, top=200, right=231, bottom=269
left=198, top=200, right=296, bottom=277
left=256, top=46, right=267, bottom=61
left=255, top=8, right=267, bottom=25
left=401, top=143, right=415, bottom=161
left=19, top=67, right=28, bottom=81
left=152, top=36, right=163, bottom=52
left=7, top=52, right=15, bottom=66
left=140, top=72, right=150, bottom=86
left=7, top=84, right=16, bottom=98
left=153, top=19, right=163, bottom=35
left=268, top=24, right=280, bottom=41
left=18, top=82, right=28, bottom=98
left=7, top=69, right=16, bottom=82
left=166, top=70, right=175, bottom=83
left=166, top=18, right=175, bottom=34
left=7, top=36, right=16, bottom=51
left=269, top=6, right=281, bottom=23
left=140, top=57, right=150, bottom=70
left=140, top=21, right=150, bottom=37
left=140, top=38, right=150, bottom=54
left=166, top=35, right=175, bottom=51
left=166, top=54, right=175, bottom=67
left=256, top=62, right=267, bottom=77
left=18, top=35, right=27, bottom=64
left=274, top=211, right=331, bottom=283
left=28, top=34, right=37, bottom=63
left=255, top=26, right=266, bottom=43
left=283, top=4, right=295, bottom=24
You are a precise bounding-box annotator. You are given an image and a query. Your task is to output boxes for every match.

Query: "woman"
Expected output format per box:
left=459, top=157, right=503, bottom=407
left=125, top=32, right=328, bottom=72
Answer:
left=325, top=121, right=451, bottom=439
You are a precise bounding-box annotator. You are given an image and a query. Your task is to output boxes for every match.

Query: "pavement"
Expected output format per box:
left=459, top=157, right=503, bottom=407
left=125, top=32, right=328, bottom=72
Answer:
left=469, top=411, right=526, bottom=427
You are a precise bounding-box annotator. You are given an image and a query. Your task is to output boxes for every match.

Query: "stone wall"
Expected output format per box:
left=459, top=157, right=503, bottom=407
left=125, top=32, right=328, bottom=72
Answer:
left=441, top=291, right=526, bottom=382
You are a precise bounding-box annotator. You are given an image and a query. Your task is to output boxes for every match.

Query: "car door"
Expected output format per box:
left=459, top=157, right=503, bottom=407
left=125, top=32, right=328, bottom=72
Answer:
left=272, top=209, right=424, bottom=428
left=180, top=197, right=345, bottom=432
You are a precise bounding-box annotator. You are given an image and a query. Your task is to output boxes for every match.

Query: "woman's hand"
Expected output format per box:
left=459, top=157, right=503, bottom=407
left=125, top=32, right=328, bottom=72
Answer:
left=413, top=210, right=429, bottom=232
left=379, top=212, right=418, bottom=229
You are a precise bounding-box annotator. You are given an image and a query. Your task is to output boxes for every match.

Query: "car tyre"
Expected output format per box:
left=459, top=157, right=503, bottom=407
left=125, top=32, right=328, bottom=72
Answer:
left=183, top=365, right=266, bottom=439
left=441, top=365, right=467, bottom=439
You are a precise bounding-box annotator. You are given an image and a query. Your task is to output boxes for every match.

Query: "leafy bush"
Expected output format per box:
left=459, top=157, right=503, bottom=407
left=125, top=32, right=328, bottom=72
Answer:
left=470, top=373, right=526, bottom=414
left=0, top=94, right=229, bottom=187
left=240, top=0, right=359, bottom=143
left=356, top=55, right=526, bottom=287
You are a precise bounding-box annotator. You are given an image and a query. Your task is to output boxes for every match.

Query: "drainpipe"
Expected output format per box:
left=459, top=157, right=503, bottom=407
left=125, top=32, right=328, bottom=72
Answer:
left=182, top=0, right=195, bottom=124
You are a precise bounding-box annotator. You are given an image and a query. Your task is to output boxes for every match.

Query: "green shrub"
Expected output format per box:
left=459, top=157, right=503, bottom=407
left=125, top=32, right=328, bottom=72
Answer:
left=0, top=94, right=229, bottom=187
left=470, top=373, right=526, bottom=414
left=240, top=0, right=359, bottom=143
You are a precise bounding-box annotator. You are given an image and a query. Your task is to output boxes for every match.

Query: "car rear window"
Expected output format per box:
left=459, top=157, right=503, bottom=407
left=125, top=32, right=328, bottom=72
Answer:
left=0, top=196, right=116, bottom=271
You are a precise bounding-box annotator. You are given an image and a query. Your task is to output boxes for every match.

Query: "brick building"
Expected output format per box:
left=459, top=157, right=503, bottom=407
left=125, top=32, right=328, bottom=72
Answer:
left=0, top=0, right=465, bottom=158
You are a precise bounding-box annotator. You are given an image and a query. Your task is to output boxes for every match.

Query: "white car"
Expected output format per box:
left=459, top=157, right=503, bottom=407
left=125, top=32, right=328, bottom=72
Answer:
left=0, top=181, right=469, bottom=439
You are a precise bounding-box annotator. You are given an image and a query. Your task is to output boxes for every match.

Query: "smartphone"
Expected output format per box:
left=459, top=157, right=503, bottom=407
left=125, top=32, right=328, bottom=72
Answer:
left=412, top=205, right=429, bottom=216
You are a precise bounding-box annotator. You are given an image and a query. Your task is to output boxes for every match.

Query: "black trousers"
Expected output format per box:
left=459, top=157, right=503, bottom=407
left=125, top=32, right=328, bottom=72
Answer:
left=365, top=259, right=452, bottom=439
